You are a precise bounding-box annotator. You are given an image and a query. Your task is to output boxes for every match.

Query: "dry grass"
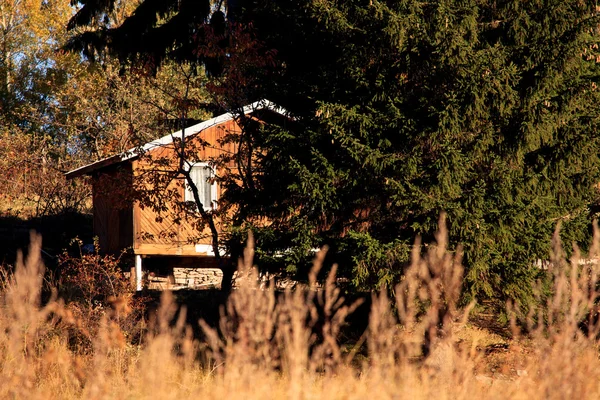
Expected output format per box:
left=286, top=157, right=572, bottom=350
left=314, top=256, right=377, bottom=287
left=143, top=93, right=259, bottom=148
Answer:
left=2, top=217, right=600, bottom=399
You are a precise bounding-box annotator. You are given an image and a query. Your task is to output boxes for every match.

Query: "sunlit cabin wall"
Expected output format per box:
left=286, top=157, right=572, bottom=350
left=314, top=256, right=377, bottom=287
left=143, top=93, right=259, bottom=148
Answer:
left=132, top=120, right=241, bottom=256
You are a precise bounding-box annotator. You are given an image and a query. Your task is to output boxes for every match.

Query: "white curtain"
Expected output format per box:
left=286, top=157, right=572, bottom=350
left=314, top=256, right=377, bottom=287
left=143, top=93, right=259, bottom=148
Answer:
left=187, top=165, right=213, bottom=208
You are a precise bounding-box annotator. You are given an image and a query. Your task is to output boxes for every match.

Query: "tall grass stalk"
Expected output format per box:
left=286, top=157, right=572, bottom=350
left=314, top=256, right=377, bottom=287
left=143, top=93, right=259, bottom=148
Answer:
left=2, top=219, right=600, bottom=398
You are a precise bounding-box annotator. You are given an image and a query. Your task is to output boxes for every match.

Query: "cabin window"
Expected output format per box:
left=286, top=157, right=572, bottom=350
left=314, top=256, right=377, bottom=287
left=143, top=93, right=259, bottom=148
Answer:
left=185, top=163, right=217, bottom=210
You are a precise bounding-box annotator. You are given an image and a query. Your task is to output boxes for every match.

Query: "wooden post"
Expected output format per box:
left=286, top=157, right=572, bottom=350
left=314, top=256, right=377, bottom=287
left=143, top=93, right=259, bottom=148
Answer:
left=135, top=255, right=143, bottom=291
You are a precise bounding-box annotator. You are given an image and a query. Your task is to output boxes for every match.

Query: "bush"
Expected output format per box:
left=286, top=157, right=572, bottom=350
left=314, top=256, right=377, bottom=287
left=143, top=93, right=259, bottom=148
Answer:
left=58, top=237, right=131, bottom=308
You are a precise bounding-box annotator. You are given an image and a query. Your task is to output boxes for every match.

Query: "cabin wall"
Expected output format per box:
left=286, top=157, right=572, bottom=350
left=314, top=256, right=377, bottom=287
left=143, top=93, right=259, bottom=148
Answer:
left=132, top=119, right=240, bottom=256
left=92, top=163, right=134, bottom=255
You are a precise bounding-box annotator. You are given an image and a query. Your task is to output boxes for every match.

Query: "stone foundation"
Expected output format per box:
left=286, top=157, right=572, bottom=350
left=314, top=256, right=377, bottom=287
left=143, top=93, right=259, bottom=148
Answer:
left=173, top=267, right=223, bottom=289
left=146, top=268, right=223, bottom=290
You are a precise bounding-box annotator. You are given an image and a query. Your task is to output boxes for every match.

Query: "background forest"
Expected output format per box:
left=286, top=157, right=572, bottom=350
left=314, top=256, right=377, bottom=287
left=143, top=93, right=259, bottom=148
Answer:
left=4, top=0, right=600, bottom=306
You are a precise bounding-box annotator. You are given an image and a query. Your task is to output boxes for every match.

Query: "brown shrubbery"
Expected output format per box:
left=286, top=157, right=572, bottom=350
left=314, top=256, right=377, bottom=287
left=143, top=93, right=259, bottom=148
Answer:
left=56, top=238, right=148, bottom=354
left=2, top=218, right=600, bottom=398
left=58, top=238, right=132, bottom=307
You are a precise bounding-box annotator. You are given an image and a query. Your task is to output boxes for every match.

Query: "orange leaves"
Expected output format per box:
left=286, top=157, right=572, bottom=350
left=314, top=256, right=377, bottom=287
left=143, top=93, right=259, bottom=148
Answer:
left=193, top=22, right=278, bottom=109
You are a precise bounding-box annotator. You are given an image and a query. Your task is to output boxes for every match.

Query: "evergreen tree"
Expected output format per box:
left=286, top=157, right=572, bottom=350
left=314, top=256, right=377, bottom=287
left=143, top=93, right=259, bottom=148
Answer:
left=248, top=0, right=600, bottom=303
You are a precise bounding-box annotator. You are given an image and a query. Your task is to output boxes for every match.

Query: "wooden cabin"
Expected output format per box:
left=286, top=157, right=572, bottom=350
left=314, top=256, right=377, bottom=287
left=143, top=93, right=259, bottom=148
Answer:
left=66, top=100, right=286, bottom=290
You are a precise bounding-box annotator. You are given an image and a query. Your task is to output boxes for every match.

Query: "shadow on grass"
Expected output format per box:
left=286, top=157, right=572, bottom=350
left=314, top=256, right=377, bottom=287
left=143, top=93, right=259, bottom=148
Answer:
left=138, top=287, right=372, bottom=348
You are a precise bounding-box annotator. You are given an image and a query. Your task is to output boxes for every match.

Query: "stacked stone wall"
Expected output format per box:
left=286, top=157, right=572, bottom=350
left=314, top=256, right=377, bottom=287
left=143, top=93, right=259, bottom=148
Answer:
left=173, top=267, right=223, bottom=288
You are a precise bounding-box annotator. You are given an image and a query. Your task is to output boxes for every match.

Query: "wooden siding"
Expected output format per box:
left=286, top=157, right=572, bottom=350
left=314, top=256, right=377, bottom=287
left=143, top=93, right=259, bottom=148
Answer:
left=132, top=119, right=240, bottom=256
left=92, top=164, right=134, bottom=255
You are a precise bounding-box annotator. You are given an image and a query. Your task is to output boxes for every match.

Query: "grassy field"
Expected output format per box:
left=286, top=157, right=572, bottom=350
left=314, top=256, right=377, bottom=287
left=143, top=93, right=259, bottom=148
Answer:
left=2, top=223, right=600, bottom=399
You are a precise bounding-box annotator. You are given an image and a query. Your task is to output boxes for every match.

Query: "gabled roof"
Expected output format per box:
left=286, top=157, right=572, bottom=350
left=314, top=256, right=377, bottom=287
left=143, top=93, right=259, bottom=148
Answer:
left=65, top=99, right=287, bottom=179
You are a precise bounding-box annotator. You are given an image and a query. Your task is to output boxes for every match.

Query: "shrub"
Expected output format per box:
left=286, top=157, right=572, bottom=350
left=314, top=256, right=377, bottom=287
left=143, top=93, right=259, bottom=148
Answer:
left=58, top=237, right=132, bottom=308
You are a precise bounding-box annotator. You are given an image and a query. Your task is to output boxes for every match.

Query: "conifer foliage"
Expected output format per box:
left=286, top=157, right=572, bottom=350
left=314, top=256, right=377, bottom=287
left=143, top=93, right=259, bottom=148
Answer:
left=253, top=0, right=600, bottom=302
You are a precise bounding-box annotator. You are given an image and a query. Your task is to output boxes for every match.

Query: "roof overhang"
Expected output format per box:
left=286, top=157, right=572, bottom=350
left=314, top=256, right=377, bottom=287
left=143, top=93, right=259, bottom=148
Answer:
left=65, top=99, right=287, bottom=179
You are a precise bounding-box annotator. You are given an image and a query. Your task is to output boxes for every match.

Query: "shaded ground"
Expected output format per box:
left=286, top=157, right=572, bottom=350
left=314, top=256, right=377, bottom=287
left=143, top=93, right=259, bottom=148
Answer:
left=0, top=211, right=92, bottom=267
left=138, top=288, right=372, bottom=345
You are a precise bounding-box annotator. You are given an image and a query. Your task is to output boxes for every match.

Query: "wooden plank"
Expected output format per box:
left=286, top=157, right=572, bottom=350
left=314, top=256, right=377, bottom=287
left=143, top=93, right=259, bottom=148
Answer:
left=107, top=206, right=120, bottom=253
left=134, top=243, right=212, bottom=256
left=92, top=183, right=109, bottom=253
left=133, top=195, right=140, bottom=250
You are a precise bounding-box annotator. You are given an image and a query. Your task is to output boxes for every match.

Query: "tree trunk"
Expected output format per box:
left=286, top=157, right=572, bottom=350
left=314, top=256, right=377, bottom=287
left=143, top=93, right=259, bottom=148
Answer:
left=220, top=238, right=242, bottom=292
